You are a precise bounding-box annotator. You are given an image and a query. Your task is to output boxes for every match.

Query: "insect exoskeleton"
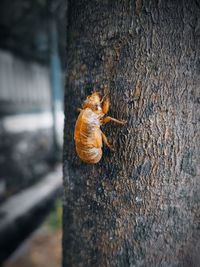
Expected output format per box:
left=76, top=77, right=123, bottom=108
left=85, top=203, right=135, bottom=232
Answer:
left=74, top=91, right=126, bottom=164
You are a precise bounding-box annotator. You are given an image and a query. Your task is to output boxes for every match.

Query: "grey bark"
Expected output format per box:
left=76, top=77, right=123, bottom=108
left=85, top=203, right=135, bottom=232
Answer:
left=63, top=0, right=200, bottom=266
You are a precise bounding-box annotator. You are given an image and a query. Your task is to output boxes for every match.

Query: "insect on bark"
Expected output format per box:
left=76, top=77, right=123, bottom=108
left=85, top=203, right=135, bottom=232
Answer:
left=74, top=91, right=126, bottom=164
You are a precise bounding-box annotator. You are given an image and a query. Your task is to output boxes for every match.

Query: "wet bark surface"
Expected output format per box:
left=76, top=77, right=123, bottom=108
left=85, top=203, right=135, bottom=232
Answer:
left=63, top=0, right=200, bottom=266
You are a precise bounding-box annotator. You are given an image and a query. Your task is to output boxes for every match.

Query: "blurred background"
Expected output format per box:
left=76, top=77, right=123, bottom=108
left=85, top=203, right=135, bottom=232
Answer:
left=0, top=0, right=66, bottom=266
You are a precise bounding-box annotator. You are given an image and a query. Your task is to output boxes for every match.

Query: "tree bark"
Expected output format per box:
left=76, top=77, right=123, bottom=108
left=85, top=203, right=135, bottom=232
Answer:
left=63, top=0, right=200, bottom=266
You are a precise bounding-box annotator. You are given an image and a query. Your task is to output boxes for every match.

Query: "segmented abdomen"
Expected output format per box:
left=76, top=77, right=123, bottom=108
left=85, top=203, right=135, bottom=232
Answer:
left=74, top=108, right=102, bottom=164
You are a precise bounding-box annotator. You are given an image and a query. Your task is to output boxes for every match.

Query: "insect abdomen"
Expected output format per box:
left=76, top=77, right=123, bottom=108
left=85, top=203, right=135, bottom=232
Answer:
left=76, top=145, right=102, bottom=164
left=74, top=108, right=102, bottom=164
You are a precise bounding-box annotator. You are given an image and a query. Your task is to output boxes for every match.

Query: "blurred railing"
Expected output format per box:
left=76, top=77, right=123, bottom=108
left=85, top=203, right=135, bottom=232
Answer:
left=0, top=48, right=63, bottom=264
left=0, top=1, right=65, bottom=264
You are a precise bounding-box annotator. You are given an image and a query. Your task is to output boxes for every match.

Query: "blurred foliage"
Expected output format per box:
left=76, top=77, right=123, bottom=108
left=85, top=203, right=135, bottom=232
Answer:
left=43, top=198, right=62, bottom=231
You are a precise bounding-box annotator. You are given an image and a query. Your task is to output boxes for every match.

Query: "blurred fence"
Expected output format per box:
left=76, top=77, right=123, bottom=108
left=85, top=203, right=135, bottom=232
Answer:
left=0, top=50, right=51, bottom=115
left=0, top=49, right=63, bottom=202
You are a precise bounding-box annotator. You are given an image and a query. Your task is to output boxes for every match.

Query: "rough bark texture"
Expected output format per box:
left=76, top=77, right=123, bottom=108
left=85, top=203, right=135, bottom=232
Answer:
left=63, top=0, right=200, bottom=266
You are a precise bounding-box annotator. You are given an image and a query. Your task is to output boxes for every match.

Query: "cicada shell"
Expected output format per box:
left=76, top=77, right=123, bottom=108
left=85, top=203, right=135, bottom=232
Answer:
left=74, top=91, right=126, bottom=164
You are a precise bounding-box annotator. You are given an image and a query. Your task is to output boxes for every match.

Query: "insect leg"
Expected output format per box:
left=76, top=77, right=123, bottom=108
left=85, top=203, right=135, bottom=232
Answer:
left=101, top=131, right=114, bottom=150
left=102, top=116, right=127, bottom=125
left=102, top=95, right=110, bottom=114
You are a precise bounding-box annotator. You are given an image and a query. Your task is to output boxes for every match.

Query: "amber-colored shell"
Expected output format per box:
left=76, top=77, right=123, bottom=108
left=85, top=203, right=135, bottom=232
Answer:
left=74, top=92, right=125, bottom=164
left=74, top=108, right=102, bottom=164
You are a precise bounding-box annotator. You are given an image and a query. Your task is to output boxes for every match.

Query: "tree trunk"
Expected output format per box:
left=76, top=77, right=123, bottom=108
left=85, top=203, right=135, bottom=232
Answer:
left=63, top=0, right=200, bottom=266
